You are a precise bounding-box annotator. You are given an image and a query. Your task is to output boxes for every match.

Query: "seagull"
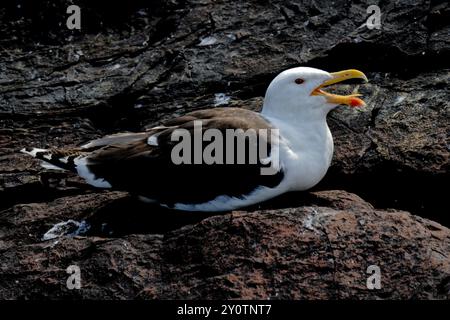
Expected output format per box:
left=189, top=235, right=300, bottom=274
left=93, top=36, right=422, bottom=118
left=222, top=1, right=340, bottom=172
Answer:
left=22, top=67, right=368, bottom=212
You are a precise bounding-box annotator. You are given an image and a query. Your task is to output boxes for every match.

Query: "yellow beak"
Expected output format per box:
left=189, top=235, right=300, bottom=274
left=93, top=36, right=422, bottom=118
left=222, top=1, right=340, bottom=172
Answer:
left=311, top=69, right=368, bottom=107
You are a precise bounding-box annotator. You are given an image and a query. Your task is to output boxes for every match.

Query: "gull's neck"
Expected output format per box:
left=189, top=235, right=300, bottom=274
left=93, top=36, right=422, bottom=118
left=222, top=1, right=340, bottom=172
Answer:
left=260, top=97, right=334, bottom=158
left=262, top=109, right=331, bottom=145
left=261, top=103, right=334, bottom=192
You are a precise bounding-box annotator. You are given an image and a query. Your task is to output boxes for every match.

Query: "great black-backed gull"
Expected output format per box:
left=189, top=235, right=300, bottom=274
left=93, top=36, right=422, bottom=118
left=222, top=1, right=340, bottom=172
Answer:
left=22, top=67, right=368, bottom=212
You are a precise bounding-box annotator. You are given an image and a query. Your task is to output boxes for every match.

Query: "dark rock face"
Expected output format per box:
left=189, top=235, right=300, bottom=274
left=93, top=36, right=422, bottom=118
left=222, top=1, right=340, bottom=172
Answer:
left=0, top=0, right=449, bottom=299
left=1, top=190, right=449, bottom=299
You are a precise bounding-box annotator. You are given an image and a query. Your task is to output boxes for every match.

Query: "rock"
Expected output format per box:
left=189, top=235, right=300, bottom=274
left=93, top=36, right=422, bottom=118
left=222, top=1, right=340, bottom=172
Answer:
left=1, top=0, right=448, bottom=224
left=0, top=0, right=449, bottom=299
left=0, top=190, right=449, bottom=299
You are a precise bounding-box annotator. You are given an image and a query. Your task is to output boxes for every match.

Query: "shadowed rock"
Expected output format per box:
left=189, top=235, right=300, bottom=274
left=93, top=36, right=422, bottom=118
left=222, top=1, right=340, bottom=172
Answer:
left=0, top=190, right=449, bottom=299
left=0, top=0, right=449, bottom=299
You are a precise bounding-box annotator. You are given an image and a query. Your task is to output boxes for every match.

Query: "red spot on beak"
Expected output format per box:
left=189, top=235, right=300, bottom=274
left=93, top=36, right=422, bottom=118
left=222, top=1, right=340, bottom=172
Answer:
left=350, top=97, right=365, bottom=107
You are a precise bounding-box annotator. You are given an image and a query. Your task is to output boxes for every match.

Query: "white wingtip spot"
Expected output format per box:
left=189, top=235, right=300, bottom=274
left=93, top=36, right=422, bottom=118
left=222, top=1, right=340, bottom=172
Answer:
left=147, top=134, right=159, bottom=146
left=60, top=156, right=69, bottom=164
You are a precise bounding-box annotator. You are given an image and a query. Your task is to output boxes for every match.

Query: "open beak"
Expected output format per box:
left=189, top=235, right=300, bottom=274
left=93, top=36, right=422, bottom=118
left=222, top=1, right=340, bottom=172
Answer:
left=311, top=69, right=368, bottom=107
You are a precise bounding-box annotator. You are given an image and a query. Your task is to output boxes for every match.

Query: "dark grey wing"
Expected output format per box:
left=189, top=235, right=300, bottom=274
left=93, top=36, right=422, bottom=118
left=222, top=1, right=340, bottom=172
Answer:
left=79, top=107, right=285, bottom=206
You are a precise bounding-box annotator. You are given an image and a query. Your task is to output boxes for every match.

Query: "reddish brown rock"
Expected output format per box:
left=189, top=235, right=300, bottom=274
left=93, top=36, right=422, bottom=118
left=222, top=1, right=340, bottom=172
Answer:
left=0, top=190, right=449, bottom=299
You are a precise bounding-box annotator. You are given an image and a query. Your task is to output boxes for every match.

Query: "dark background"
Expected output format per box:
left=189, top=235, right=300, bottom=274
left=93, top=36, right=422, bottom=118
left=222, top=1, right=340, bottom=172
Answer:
left=0, top=0, right=449, bottom=299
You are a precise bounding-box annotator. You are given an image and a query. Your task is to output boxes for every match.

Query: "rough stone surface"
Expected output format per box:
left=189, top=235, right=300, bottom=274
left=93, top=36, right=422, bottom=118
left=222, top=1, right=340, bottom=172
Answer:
left=0, top=190, right=449, bottom=299
left=0, top=0, right=449, bottom=299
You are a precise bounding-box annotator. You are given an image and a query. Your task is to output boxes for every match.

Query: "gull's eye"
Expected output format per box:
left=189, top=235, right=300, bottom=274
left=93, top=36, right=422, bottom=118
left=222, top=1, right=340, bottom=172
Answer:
left=295, top=78, right=304, bottom=84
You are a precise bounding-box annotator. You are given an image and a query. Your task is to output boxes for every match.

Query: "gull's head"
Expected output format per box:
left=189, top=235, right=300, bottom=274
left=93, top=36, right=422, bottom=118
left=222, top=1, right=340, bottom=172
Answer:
left=262, top=67, right=368, bottom=120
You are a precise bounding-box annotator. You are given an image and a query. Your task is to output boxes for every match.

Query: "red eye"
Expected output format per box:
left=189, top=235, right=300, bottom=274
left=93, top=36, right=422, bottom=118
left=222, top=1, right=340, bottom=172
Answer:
left=295, top=78, right=304, bottom=84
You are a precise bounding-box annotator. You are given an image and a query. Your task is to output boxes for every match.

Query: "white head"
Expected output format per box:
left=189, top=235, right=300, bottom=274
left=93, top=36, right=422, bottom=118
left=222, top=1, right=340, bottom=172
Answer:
left=262, top=67, right=368, bottom=121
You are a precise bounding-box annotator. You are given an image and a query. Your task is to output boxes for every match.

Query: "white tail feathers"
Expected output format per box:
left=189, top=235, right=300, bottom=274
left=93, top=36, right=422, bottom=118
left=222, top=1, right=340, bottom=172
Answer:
left=21, top=147, right=65, bottom=171
left=21, top=146, right=112, bottom=188
left=20, top=147, right=48, bottom=157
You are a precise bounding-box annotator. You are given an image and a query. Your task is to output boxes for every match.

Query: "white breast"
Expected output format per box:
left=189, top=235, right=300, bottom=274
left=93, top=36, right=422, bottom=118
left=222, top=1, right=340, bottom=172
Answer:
left=265, top=115, right=334, bottom=191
